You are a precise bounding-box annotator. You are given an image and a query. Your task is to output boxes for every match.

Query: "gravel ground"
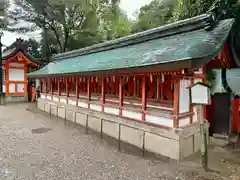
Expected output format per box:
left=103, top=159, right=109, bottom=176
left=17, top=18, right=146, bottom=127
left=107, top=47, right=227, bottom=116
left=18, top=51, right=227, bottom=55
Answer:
left=0, top=103, right=240, bottom=180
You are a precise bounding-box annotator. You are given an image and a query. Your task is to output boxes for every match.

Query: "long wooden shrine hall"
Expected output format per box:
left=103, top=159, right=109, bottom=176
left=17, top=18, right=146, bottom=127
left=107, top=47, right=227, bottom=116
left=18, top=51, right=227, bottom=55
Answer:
left=28, top=14, right=234, bottom=160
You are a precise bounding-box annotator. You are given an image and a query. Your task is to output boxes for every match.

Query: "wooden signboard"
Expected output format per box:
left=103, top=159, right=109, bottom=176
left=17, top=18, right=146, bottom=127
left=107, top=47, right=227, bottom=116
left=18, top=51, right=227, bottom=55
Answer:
left=190, top=82, right=211, bottom=105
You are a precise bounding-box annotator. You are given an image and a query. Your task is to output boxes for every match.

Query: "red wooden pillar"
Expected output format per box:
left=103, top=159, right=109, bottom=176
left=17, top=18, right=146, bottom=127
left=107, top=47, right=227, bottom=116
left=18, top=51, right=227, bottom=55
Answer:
left=101, top=77, right=105, bottom=112
left=50, top=78, right=54, bottom=100
left=202, top=65, right=208, bottom=121
left=76, top=77, right=79, bottom=105
left=173, top=77, right=180, bottom=128
left=65, top=77, right=69, bottom=104
left=141, top=76, right=147, bottom=121
left=40, top=79, right=43, bottom=93
left=58, top=78, right=61, bottom=96
left=160, top=84, right=164, bottom=100
left=66, top=77, right=69, bottom=97
left=156, top=76, right=160, bottom=100
left=112, top=77, right=116, bottom=95
left=119, top=76, right=123, bottom=116
left=136, top=77, right=140, bottom=97
left=232, top=96, right=239, bottom=134
left=87, top=77, right=91, bottom=108
left=190, top=78, right=194, bottom=124
left=133, top=76, right=136, bottom=97
left=45, top=78, right=48, bottom=94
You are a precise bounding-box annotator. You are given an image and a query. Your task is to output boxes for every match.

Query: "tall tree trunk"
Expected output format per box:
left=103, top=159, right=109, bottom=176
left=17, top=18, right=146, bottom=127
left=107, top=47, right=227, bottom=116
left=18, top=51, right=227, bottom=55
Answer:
left=43, top=23, right=50, bottom=64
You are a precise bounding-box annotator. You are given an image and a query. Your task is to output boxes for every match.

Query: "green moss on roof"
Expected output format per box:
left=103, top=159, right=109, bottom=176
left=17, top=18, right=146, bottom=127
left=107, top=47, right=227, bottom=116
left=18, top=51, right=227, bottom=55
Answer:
left=27, top=18, right=234, bottom=77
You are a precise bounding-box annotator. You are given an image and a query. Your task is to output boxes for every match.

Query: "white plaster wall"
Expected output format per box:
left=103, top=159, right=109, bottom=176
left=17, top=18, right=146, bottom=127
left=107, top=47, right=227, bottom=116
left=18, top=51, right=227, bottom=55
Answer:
left=122, top=110, right=142, bottom=121
left=9, top=63, right=24, bottom=67
left=16, top=84, right=24, bottom=92
left=194, top=78, right=202, bottom=84
left=9, top=69, right=24, bottom=81
left=35, top=79, right=40, bottom=88
left=42, top=82, right=46, bottom=93
left=104, top=107, right=119, bottom=115
left=40, top=94, right=46, bottom=99
left=60, top=98, right=67, bottom=104
left=194, top=67, right=203, bottom=74
left=68, top=99, right=76, bottom=105
left=179, top=79, right=191, bottom=114
left=2, top=85, right=5, bottom=93
left=179, top=117, right=190, bottom=127
left=78, top=102, right=88, bottom=108
left=9, top=83, right=15, bottom=93
left=53, top=96, right=59, bottom=102
left=90, top=104, right=102, bottom=112
left=46, top=95, right=51, bottom=100
left=145, top=115, right=173, bottom=127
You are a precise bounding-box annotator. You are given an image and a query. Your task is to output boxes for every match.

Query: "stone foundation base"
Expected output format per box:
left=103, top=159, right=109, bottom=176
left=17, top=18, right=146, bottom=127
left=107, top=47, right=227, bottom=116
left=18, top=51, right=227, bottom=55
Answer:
left=6, top=95, right=28, bottom=102
left=0, top=92, right=6, bottom=105
left=38, top=98, right=201, bottom=160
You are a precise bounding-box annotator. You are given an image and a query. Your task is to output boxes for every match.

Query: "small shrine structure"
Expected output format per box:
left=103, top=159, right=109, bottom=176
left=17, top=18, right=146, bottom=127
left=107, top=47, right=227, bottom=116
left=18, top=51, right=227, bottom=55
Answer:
left=27, top=12, right=237, bottom=160
left=2, top=38, right=40, bottom=102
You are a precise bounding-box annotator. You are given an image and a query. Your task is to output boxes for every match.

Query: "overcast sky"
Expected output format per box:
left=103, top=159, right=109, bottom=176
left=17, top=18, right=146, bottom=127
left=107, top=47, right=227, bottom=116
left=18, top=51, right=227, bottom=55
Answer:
left=1, top=0, right=152, bottom=47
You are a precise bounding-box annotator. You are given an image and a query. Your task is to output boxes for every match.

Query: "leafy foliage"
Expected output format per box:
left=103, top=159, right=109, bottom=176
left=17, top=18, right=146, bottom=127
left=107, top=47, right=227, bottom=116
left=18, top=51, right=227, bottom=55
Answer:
left=9, top=0, right=132, bottom=53
left=3, top=38, right=41, bottom=58
left=132, top=0, right=177, bottom=32
left=0, top=0, right=8, bottom=16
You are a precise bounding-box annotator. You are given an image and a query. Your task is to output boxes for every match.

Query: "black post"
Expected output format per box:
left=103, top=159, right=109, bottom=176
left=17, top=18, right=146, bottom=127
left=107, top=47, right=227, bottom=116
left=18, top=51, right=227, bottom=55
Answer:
left=0, top=32, right=6, bottom=105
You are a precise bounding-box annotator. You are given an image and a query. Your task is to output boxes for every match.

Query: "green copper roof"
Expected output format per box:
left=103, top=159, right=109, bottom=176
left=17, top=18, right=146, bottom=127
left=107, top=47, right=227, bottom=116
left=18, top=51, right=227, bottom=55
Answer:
left=27, top=18, right=234, bottom=77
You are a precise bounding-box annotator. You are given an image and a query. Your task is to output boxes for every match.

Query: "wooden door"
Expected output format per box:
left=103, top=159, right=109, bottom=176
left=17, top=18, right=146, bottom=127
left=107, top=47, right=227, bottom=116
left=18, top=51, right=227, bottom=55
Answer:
left=213, top=93, right=231, bottom=135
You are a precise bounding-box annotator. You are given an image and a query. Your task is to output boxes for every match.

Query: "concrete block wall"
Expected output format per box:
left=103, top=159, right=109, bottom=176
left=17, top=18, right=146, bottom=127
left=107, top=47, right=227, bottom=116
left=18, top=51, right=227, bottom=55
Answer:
left=37, top=99, right=200, bottom=160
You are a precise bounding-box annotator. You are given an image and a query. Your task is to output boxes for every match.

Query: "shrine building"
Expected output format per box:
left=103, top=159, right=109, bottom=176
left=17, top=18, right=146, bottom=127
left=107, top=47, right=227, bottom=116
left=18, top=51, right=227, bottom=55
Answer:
left=27, top=13, right=239, bottom=160
left=2, top=39, right=40, bottom=102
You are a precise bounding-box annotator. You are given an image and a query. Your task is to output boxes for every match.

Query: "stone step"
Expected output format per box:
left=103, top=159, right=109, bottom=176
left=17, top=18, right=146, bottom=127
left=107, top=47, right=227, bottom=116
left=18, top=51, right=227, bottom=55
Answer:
left=229, top=134, right=240, bottom=148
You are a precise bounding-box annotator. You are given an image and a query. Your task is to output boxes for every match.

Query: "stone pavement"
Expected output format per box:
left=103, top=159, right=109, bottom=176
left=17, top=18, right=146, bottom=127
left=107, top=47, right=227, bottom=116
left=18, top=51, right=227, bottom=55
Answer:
left=0, top=103, right=240, bottom=180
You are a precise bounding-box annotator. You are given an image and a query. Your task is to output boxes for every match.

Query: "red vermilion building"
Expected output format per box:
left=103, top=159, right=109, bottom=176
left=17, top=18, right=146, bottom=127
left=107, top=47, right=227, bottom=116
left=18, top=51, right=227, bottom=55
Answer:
left=2, top=40, right=40, bottom=102
left=27, top=13, right=238, bottom=160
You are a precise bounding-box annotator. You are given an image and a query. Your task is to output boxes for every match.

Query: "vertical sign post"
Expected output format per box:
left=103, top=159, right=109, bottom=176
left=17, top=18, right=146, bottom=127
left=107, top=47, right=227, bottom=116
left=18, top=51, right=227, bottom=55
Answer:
left=190, top=82, right=211, bottom=171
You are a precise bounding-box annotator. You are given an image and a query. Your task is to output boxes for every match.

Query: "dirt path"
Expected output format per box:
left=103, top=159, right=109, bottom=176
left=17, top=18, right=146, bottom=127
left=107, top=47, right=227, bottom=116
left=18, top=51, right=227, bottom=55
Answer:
left=0, top=103, right=239, bottom=180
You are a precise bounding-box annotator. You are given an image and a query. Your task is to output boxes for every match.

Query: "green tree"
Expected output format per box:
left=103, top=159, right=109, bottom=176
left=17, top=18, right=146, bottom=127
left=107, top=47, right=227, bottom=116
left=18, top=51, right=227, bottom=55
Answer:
left=169, top=0, right=240, bottom=60
left=0, top=0, right=20, bottom=31
left=3, top=38, right=42, bottom=58
left=0, top=0, right=8, bottom=16
left=132, top=0, right=177, bottom=33
left=11, top=0, right=124, bottom=54
left=100, top=6, right=133, bottom=40
left=169, top=0, right=215, bottom=22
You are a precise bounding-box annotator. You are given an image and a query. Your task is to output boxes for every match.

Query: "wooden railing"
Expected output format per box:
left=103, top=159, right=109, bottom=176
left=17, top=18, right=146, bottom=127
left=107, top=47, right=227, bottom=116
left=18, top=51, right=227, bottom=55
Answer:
left=41, top=93, right=194, bottom=128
